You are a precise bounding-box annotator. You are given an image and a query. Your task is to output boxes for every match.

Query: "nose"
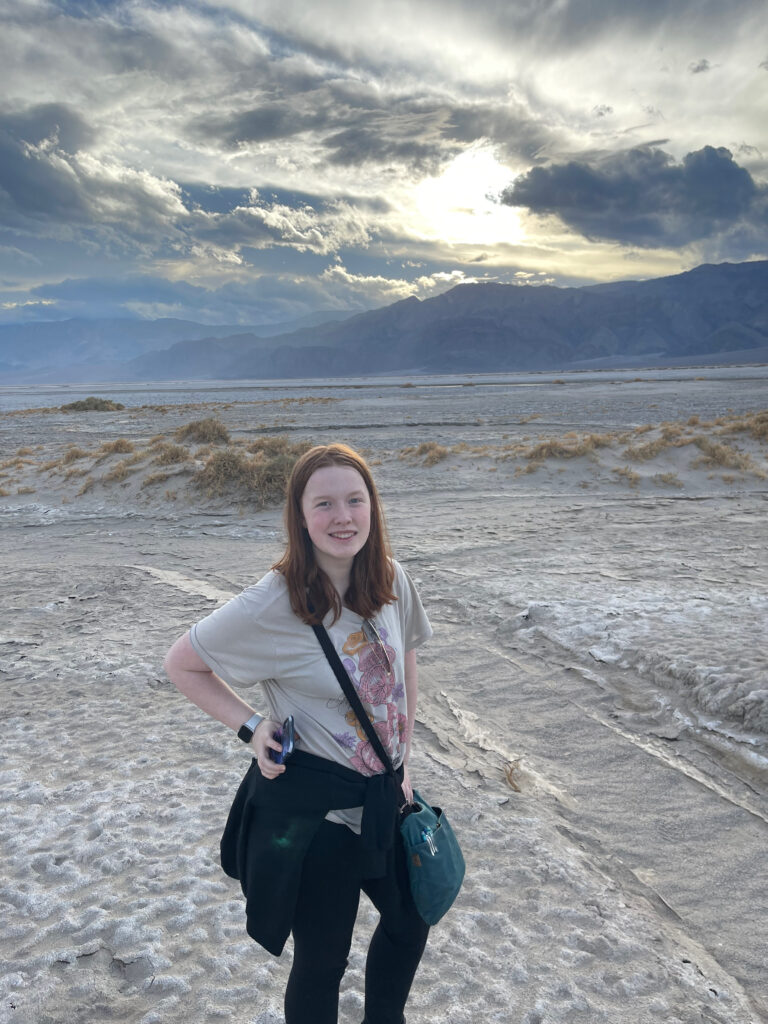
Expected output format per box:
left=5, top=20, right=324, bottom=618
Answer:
left=333, top=503, right=352, bottom=523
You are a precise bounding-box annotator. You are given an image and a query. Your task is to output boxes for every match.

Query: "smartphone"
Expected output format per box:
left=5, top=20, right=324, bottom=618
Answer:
left=268, top=715, right=295, bottom=764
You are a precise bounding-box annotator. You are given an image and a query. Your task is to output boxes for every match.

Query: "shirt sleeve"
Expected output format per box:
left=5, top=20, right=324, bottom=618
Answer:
left=189, top=576, right=278, bottom=687
left=394, top=561, right=433, bottom=651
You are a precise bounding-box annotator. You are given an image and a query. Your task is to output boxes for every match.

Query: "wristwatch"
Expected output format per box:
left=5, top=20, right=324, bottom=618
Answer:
left=237, top=712, right=263, bottom=743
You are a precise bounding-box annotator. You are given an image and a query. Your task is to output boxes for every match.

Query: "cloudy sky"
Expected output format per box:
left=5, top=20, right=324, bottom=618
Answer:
left=2, top=0, right=767, bottom=326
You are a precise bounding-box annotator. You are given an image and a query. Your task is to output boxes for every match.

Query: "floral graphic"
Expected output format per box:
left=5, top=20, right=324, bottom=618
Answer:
left=335, top=626, right=402, bottom=776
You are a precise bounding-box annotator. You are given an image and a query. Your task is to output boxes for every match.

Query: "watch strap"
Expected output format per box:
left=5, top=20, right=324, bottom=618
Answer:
left=237, top=712, right=263, bottom=743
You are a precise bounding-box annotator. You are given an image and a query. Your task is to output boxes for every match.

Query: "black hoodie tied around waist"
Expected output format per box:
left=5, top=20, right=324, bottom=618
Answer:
left=220, top=748, right=404, bottom=955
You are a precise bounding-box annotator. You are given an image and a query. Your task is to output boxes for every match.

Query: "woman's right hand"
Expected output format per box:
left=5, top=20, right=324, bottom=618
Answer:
left=252, top=718, right=287, bottom=779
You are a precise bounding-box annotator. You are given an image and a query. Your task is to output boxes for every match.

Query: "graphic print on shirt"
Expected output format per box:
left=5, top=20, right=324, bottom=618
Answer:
left=330, top=625, right=407, bottom=775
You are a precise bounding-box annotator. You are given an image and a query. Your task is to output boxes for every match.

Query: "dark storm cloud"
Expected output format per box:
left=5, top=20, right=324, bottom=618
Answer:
left=443, top=105, right=551, bottom=164
left=192, top=86, right=460, bottom=175
left=501, top=145, right=764, bottom=247
left=1, top=103, right=94, bottom=150
left=0, top=106, right=93, bottom=225
left=323, top=113, right=454, bottom=172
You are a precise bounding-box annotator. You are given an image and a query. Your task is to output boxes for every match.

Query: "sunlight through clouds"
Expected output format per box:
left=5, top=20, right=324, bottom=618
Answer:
left=412, top=145, right=525, bottom=246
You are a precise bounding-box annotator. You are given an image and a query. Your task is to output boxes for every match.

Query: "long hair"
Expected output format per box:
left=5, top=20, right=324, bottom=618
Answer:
left=273, top=443, right=396, bottom=625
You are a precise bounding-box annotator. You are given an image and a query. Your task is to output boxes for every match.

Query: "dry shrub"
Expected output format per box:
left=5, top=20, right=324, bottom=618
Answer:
left=653, top=472, right=683, bottom=488
left=41, top=459, right=60, bottom=471
left=246, top=436, right=309, bottom=459
left=61, top=397, right=125, bottom=412
left=102, top=460, right=137, bottom=483
left=613, top=466, right=640, bottom=488
left=77, top=477, right=95, bottom=495
left=164, top=490, right=178, bottom=501
left=661, top=423, right=685, bottom=441
left=687, top=415, right=700, bottom=426
left=744, top=410, right=768, bottom=442
left=17, top=486, right=35, bottom=494
left=153, top=443, right=191, bottom=466
left=99, top=438, right=134, bottom=456
left=691, top=436, right=754, bottom=471
left=16, top=447, right=34, bottom=456
left=515, top=460, right=542, bottom=476
left=175, top=418, right=230, bottom=445
left=399, top=442, right=450, bottom=466
left=525, top=433, right=614, bottom=461
left=623, top=437, right=671, bottom=462
left=194, top=438, right=310, bottom=505
left=141, top=471, right=170, bottom=488
left=64, top=466, right=88, bottom=479
left=0, top=486, right=9, bottom=497
left=63, top=447, right=89, bottom=464
left=633, top=424, right=654, bottom=435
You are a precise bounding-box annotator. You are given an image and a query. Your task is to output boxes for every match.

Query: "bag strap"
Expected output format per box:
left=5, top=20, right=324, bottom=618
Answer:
left=310, top=621, right=407, bottom=805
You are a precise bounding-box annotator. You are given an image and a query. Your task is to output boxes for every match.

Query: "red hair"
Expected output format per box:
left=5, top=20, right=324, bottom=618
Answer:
left=273, top=443, right=396, bottom=624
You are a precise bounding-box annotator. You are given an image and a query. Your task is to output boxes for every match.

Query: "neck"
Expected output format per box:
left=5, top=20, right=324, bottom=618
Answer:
left=315, top=554, right=353, bottom=601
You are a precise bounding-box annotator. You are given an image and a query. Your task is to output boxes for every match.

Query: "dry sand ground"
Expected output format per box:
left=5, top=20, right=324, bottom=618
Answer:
left=2, top=371, right=767, bottom=1024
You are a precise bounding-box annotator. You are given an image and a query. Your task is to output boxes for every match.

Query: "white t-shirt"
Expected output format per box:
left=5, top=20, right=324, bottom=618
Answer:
left=189, top=560, right=432, bottom=831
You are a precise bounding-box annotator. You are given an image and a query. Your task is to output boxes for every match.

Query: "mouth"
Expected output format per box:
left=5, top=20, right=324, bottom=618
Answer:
left=329, top=531, right=356, bottom=540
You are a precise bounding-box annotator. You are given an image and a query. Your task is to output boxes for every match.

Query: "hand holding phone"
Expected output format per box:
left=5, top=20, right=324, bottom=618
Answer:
left=268, top=715, right=295, bottom=764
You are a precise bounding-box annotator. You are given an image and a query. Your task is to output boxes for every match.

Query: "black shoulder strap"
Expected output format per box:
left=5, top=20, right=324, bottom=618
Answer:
left=311, top=621, right=401, bottom=788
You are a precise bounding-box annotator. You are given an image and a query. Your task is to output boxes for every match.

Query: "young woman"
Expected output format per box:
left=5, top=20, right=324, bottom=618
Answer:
left=164, top=442, right=432, bottom=1024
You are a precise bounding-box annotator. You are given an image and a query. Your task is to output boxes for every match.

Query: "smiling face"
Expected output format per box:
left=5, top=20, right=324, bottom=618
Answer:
left=300, top=464, right=372, bottom=575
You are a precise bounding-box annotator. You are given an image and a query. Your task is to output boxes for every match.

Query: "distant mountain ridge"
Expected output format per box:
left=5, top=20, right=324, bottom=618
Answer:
left=2, top=261, right=767, bottom=383
left=0, top=310, right=350, bottom=377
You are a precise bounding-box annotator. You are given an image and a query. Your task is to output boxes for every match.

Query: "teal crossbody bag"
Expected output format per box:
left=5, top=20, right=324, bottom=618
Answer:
left=311, top=622, right=465, bottom=925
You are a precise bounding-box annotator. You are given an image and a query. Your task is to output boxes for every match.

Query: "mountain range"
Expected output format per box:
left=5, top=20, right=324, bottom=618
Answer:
left=2, top=260, right=767, bottom=384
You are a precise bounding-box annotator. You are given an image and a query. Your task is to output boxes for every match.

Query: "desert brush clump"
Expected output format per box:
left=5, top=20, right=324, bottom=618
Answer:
left=194, top=437, right=311, bottom=505
left=152, top=443, right=191, bottom=466
left=524, top=433, right=615, bottom=461
left=746, top=410, right=768, bottom=441
left=141, top=471, right=171, bottom=489
left=653, top=472, right=683, bottom=488
left=99, top=438, right=134, bottom=456
left=514, top=460, right=543, bottom=476
left=245, top=436, right=309, bottom=459
left=102, top=460, right=138, bottom=484
left=717, top=409, right=768, bottom=443
left=691, top=436, right=755, bottom=472
left=61, top=397, right=125, bottom=412
left=613, top=466, right=640, bottom=488
left=174, top=418, right=230, bottom=445
left=399, top=442, right=450, bottom=466
left=623, top=437, right=673, bottom=462
left=62, top=446, right=90, bottom=464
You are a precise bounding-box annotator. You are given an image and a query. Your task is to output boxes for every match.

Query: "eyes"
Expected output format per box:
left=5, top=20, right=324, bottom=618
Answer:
left=314, top=495, right=366, bottom=509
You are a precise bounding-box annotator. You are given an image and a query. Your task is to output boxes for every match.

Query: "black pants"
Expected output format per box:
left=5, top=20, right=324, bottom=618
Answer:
left=284, top=818, right=430, bottom=1024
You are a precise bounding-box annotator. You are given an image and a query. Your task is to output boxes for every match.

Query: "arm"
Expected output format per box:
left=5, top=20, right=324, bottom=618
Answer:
left=163, top=631, right=284, bottom=777
left=400, top=648, right=418, bottom=804
left=403, top=648, right=418, bottom=765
